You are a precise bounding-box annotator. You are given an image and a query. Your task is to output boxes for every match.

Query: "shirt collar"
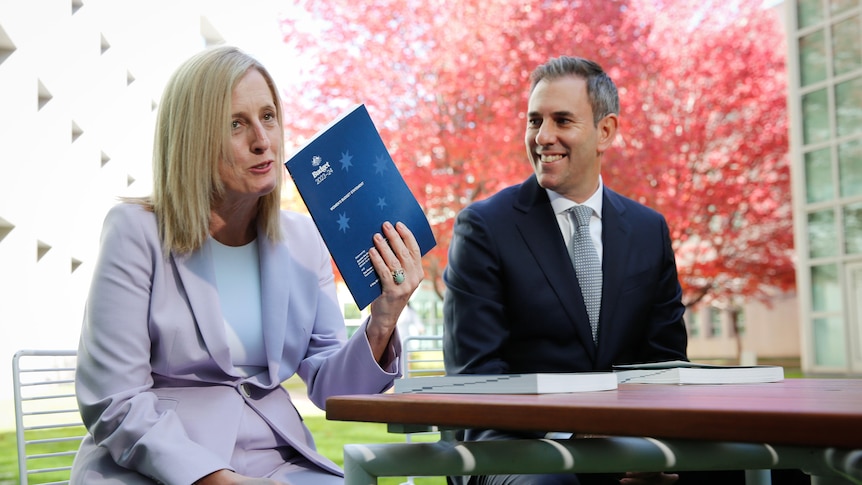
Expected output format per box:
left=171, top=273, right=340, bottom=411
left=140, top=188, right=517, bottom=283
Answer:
left=547, top=176, right=604, bottom=219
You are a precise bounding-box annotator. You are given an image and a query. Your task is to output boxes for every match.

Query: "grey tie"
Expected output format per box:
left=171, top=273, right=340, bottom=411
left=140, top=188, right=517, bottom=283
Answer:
left=569, top=205, right=601, bottom=344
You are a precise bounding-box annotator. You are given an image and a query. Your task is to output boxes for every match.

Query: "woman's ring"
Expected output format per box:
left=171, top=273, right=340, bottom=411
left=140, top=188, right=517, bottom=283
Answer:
left=392, top=268, right=406, bottom=285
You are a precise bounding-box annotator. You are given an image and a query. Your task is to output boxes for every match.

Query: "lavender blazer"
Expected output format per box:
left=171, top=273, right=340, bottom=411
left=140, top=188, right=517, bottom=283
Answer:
left=71, top=203, right=401, bottom=484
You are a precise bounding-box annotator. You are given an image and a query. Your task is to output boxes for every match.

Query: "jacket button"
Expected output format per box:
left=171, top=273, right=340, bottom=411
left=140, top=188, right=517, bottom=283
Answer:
left=240, top=383, right=251, bottom=398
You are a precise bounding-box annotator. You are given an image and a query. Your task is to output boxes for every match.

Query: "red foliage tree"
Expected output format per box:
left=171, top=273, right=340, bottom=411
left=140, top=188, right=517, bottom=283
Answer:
left=617, top=0, right=795, bottom=308
left=280, top=0, right=794, bottom=308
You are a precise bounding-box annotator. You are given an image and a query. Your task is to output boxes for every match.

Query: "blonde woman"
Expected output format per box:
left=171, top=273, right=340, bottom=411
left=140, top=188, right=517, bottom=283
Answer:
left=71, top=46, right=423, bottom=485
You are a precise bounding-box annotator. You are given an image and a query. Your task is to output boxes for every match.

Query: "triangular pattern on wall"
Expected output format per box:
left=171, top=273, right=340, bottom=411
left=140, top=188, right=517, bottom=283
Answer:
left=126, top=70, right=135, bottom=85
left=0, top=218, right=13, bottom=244
left=37, top=240, right=51, bottom=261
left=72, top=120, right=83, bottom=142
left=71, top=258, right=82, bottom=273
left=100, top=151, right=110, bottom=167
left=38, top=79, right=53, bottom=110
left=72, top=0, right=84, bottom=15
left=200, top=16, right=225, bottom=47
left=127, top=174, right=136, bottom=187
left=151, top=99, right=158, bottom=111
left=0, top=24, right=16, bottom=66
left=100, top=33, right=110, bottom=54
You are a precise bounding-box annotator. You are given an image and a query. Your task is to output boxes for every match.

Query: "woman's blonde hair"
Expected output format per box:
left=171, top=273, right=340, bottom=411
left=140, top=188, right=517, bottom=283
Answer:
left=133, top=45, right=284, bottom=253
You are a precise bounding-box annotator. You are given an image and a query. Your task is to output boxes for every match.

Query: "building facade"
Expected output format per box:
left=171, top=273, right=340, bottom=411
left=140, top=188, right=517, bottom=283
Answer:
left=0, top=0, right=296, bottom=422
left=685, top=293, right=801, bottom=366
left=787, top=0, right=862, bottom=375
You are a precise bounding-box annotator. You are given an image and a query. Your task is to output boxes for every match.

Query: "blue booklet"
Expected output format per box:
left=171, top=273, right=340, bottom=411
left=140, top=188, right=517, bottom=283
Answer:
left=285, top=104, right=436, bottom=309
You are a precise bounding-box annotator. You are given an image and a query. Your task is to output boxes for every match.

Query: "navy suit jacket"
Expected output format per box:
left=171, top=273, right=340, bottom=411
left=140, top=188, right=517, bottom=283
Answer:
left=443, top=175, right=687, bottom=376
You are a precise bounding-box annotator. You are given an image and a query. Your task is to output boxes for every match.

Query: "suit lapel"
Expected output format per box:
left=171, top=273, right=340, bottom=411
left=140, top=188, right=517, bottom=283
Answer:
left=172, top=245, right=234, bottom=374
left=258, top=227, right=292, bottom=387
left=172, top=225, right=296, bottom=388
left=597, top=189, right=632, bottom=363
left=514, top=177, right=597, bottom=360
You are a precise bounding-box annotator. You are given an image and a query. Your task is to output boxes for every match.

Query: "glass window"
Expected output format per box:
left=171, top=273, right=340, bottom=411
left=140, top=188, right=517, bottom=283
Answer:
left=813, top=316, right=846, bottom=367
left=836, top=76, right=862, bottom=138
left=839, top=138, right=862, bottom=197
left=806, top=147, right=835, bottom=202
left=734, top=309, right=746, bottom=336
left=709, top=307, right=722, bottom=337
left=831, top=0, right=859, bottom=16
left=686, top=308, right=700, bottom=338
left=803, top=88, right=831, bottom=144
left=809, top=209, right=838, bottom=258
left=811, top=263, right=842, bottom=312
left=845, top=201, right=862, bottom=254
left=833, top=15, right=861, bottom=76
left=798, top=0, right=824, bottom=29
left=800, top=29, right=828, bottom=87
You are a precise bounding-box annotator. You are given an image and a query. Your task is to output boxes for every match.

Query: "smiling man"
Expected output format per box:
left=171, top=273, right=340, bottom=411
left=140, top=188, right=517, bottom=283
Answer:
left=442, top=56, right=689, bottom=485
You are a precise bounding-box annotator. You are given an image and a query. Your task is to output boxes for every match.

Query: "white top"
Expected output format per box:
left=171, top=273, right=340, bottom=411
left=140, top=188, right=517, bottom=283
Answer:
left=547, top=176, right=604, bottom=263
left=209, top=237, right=266, bottom=376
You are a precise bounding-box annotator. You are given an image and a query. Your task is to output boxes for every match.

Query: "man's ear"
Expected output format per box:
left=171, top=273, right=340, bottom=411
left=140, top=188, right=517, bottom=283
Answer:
left=597, top=113, right=618, bottom=154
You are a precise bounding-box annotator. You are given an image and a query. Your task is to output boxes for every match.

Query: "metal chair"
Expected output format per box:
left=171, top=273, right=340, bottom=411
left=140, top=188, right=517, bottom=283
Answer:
left=401, top=335, right=445, bottom=378
left=12, top=350, right=84, bottom=485
left=398, top=335, right=447, bottom=484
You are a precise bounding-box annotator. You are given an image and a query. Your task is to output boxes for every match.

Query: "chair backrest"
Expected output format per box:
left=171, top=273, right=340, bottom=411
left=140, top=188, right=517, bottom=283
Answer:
left=401, top=335, right=445, bottom=378
left=398, top=335, right=447, bottom=484
left=12, top=350, right=83, bottom=485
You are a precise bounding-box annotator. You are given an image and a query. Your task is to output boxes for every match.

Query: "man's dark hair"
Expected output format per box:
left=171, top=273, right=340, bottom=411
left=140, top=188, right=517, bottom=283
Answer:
left=530, top=56, right=620, bottom=126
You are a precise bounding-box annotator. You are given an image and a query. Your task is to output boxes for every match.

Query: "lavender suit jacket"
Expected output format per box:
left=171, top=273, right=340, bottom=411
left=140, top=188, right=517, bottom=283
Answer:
left=71, top=203, right=401, bottom=484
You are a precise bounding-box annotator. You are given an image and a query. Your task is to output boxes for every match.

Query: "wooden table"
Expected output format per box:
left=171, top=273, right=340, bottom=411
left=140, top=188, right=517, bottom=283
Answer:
left=326, top=379, right=862, bottom=484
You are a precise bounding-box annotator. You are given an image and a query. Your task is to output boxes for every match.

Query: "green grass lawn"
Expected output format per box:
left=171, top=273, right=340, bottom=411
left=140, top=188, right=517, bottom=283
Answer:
left=305, top=416, right=446, bottom=484
left=0, top=417, right=445, bottom=485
